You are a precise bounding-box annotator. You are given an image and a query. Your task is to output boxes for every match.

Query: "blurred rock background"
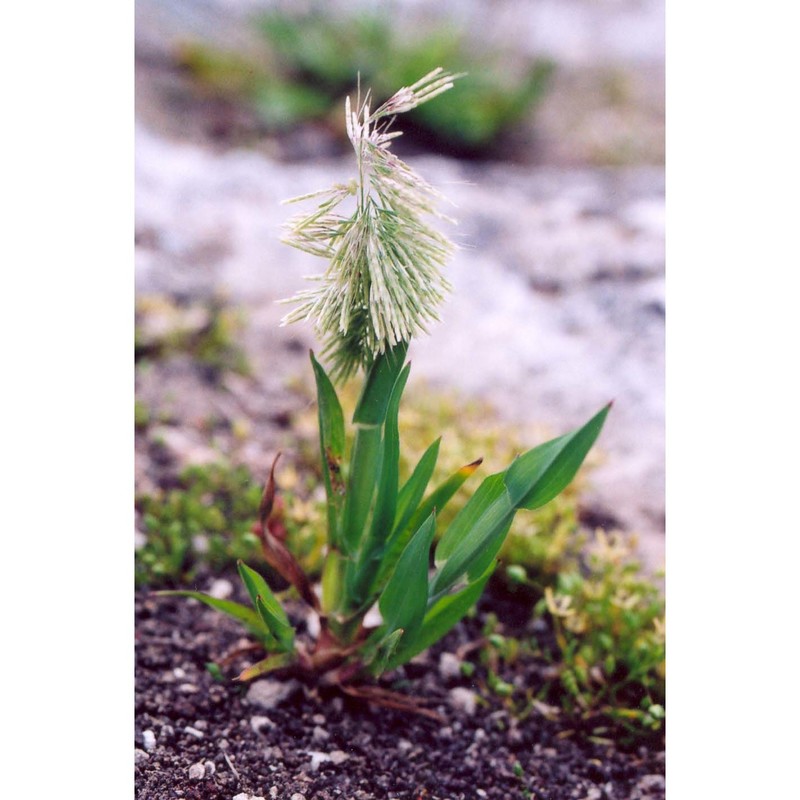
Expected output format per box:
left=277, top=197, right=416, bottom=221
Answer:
left=135, top=0, right=665, bottom=568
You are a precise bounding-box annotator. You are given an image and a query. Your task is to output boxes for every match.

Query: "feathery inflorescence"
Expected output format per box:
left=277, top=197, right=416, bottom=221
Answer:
left=281, top=69, right=462, bottom=381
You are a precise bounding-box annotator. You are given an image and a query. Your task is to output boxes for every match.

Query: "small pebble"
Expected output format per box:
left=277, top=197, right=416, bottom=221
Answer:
left=142, top=729, right=156, bottom=752
left=188, top=762, right=205, bottom=781
left=307, top=751, right=331, bottom=771
left=311, top=714, right=326, bottom=725
left=329, top=750, right=349, bottom=765
left=290, top=794, right=307, bottom=800
left=270, top=788, right=278, bottom=799
left=637, top=774, right=666, bottom=792
left=134, top=749, right=149, bottom=765
left=448, top=687, right=478, bottom=716
left=312, top=725, right=330, bottom=743
left=208, top=578, right=233, bottom=599
left=250, top=715, right=276, bottom=734
left=245, top=679, right=300, bottom=710
left=178, top=683, right=199, bottom=694
left=184, top=726, right=205, bottom=739
left=439, top=652, right=462, bottom=679
left=204, top=760, right=216, bottom=776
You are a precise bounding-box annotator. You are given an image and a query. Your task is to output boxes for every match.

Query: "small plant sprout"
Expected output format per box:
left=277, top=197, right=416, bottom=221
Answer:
left=159, top=70, right=611, bottom=711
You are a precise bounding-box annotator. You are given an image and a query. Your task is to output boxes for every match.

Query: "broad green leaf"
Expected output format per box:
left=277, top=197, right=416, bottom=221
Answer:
left=352, top=342, right=408, bottom=425
left=505, top=403, right=611, bottom=510
left=393, top=437, right=441, bottom=538
left=434, top=472, right=507, bottom=566
left=256, top=595, right=295, bottom=652
left=403, top=457, right=483, bottom=547
left=341, top=345, right=409, bottom=556
left=432, top=405, right=610, bottom=596
left=378, top=512, right=436, bottom=637
left=368, top=628, right=405, bottom=676
left=156, top=590, right=271, bottom=643
left=340, top=424, right=382, bottom=555
left=384, top=562, right=496, bottom=671
left=377, top=454, right=480, bottom=589
left=348, top=363, right=410, bottom=605
left=430, top=477, right=514, bottom=596
left=236, top=651, right=295, bottom=682
left=237, top=561, right=295, bottom=651
left=320, top=547, right=346, bottom=614
left=310, top=351, right=346, bottom=547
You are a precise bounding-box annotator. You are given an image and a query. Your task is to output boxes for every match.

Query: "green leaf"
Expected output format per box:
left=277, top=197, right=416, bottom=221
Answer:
left=378, top=512, right=437, bottom=638
left=368, top=628, right=405, bottom=676
left=431, top=472, right=514, bottom=595
left=320, top=547, right=346, bottom=615
left=340, top=424, right=383, bottom=556
left=347, top=363, right=410, bottom=605
left=341, top=344, right=409, bottom=556
left=255, top=595, right=295, bottom=652
left=237, top=561, right=295, bottom=652
left=236, top=651, right=295, bottom=682
left=505, top=403, right=612, bottom=510
left=377, top=452, right=480, bottom=589
left=156, top=590, right=271, bottom=643
left=310, top=351, right=346, bottom=547
left=393, top=437, right=441, bottom=538
left=403, top=456, right=483, bottom=549
left=431, top=405, right=610, bottom=596
left=384, top=562, right=496, bottom=671
left=352, top=342, right=408, bottom=425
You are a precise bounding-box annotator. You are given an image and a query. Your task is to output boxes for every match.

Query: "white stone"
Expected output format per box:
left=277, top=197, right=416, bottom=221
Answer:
left=312, top=725, right=329, bottom=743
left=329, top=750, right=349, bottom=765
left=307, top=751, right=331, bottom=771
left=209, top=578, right=234, bottom=599
left=448, top=687, right=478, bottom=716
left=438, top=652, right=462, bottom=679
left=188, top=762, right=205, bottom=780
left=134, top=749, right=149, bottom=765
left=246, top=679, right=299, bottom=710
left=142, top=729, right=156, bottom=752
left=250, top=715, right=276, bottom=734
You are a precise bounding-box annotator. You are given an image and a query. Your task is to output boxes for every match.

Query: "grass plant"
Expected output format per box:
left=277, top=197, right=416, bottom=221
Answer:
left=157, top=72, right=610, bottom=700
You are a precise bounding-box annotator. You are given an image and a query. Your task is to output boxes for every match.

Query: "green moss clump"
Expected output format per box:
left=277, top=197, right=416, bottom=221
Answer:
left=534, top=530, right=665, bottom=739
left=135, top=461, right=326, bottom=587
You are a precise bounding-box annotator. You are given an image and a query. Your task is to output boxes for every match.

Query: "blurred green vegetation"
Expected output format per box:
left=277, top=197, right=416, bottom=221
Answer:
left=176, top=9, right=554, bottom=153
left=135, top=295, right=251, bottom=380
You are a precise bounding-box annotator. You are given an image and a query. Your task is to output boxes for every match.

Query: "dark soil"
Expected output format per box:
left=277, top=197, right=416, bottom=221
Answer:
left=135, top=572, right=664, bottom=800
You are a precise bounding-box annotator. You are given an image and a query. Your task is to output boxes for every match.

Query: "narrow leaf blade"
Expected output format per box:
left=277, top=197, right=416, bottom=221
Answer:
left=310, top=351, right=346, bottom=546
left=236, top=651, right=295, bottom=682
left=156, top=590, right=271, bottom=643
left=378, top=512, right=437, bottom=637
left=348, top=363, right=410, bottom=605
left=385, top=562, right=496, bottom=671
left=352, top=342, right=408, bottom=425
left=237, top=560, right=295, bottom=651
left=506, top=403, right=611, bottom=510
left=393, top=437, right=441, bottom=537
